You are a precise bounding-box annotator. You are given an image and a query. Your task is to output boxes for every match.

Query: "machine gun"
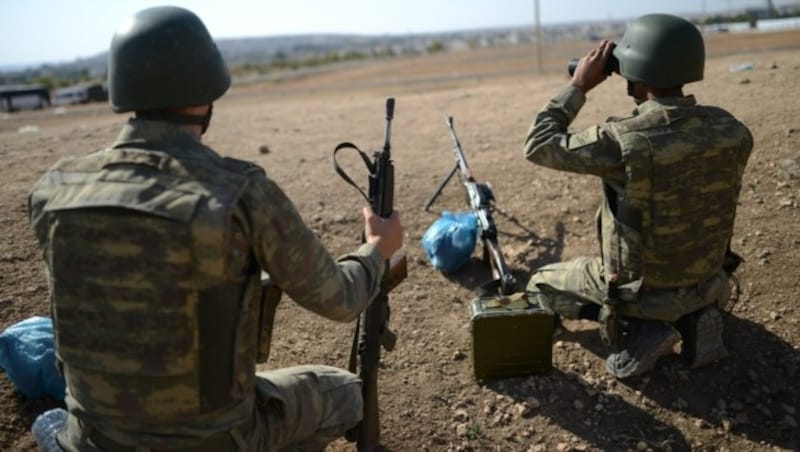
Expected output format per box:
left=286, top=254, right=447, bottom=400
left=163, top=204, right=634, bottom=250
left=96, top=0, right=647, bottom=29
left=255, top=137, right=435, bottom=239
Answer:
left=424, top=115, right=516, bottom=296
left=332, top=98, right=407, bottom=451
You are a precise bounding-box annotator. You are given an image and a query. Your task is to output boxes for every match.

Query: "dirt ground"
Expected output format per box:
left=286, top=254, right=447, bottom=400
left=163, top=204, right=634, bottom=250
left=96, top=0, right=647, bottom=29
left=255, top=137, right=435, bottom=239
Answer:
left=1, top=30, right=799, bottom=451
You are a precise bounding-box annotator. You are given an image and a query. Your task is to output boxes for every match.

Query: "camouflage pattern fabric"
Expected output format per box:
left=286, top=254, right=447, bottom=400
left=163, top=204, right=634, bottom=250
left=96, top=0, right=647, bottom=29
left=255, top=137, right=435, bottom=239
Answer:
left=29, top=118, right=383, bottom=451
left=524, top=85, right=751, bottom=321
left=527, top=256, right=731, bottom=322
left=255, top=365, right=362, bottom=451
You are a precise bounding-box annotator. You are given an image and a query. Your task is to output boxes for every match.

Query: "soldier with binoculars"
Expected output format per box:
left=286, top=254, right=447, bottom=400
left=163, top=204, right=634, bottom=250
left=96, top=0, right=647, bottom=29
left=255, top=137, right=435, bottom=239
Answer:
left=523, top=14, right=753, bottom=379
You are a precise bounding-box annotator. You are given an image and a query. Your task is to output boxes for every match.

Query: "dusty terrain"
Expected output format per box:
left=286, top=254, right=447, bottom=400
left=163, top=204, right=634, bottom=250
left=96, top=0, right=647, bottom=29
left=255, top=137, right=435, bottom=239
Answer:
left=1, top=31, right=799, bottom=451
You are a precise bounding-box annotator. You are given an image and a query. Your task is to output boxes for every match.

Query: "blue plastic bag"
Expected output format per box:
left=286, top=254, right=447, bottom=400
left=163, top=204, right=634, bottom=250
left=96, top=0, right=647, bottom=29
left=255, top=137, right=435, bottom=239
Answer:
left=421, top=211, right=479, bottom=273
left=0, top=316, right=65, bottom=400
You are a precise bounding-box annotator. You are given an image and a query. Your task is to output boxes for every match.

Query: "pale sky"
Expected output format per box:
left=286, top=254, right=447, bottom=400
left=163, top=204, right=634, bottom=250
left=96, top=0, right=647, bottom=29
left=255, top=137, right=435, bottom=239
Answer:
left=0, top=0, right=794, bottom=66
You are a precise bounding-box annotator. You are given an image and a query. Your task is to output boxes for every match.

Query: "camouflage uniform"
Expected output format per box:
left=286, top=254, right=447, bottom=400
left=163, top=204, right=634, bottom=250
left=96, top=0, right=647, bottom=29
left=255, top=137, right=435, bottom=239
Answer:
left=29, top=119, right=384, bottom=451
left=524, top=85, right=752, bottom=322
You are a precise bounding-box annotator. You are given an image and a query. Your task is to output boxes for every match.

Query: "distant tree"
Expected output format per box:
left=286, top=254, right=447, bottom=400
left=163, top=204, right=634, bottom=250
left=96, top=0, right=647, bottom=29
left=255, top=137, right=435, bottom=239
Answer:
left=427, top=41, right=445, bottom=53
left=33, top=76, right=55, bottom=91
left=273, top=51, right=288, bottom=62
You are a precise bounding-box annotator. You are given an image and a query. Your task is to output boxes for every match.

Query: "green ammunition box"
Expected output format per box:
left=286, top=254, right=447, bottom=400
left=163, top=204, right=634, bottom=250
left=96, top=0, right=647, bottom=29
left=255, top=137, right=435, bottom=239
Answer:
left=469, top=292, right=554, bottom=379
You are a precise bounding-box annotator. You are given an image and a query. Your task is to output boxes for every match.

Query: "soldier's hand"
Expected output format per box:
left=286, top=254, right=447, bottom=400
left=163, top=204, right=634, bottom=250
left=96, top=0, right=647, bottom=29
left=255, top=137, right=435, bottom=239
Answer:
left=363, top=206, right=403, bottom=260
left=572, top=40, right=615, bottom=94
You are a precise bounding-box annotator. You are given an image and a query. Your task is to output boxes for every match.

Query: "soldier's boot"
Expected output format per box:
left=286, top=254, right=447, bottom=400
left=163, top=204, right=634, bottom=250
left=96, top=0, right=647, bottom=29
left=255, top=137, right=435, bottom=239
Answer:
left=676, top=305, right=729, bottom=368
left=605, top=319, right=680, bottom=379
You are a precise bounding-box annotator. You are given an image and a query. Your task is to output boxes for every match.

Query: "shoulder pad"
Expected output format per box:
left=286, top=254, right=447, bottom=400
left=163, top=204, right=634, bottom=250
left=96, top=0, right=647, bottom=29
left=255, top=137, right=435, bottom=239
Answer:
left=50, top=148, right=107, bottom=172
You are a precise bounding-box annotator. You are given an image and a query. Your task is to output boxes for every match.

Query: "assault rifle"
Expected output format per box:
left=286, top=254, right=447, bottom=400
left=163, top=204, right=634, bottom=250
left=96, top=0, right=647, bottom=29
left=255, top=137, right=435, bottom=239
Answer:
left=424, top=115, right=517, bottom=296
left=333, top=98, right=407, bottom=451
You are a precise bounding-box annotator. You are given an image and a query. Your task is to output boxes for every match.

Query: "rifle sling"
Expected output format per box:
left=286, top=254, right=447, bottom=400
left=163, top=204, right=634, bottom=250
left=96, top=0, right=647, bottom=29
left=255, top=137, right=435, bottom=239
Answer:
left=333, top=142, right=374, bottom=204
left=348, top=315, right=361, bottom=374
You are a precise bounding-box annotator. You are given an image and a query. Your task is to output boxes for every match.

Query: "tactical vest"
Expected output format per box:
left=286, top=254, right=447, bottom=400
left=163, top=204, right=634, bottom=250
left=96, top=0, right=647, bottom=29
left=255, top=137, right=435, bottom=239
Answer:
left=37, top=145, right=264, bottom=445
left=601, top=100, right=751, bottom=289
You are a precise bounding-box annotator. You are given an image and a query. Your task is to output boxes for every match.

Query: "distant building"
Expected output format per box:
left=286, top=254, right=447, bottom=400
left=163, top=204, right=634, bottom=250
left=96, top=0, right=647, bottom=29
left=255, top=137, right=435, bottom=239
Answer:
left=53, top=82, right=108, bottom=106
left=0, top=85, right=50, bottom=112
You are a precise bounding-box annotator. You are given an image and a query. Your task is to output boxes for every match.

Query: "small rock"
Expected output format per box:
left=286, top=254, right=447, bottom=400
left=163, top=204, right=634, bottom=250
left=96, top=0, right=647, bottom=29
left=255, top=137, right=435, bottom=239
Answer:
left=455, top=423, right=469, bottom=437
left=452, top=350, right=466, bottom=361
left=636, top=441, right=648, bottom=451
left=694, top=418, right=709, bottom=428
left=556, top=443, right=568, bottom=452
left=527, top=397, right=541, bottom=409
left=739, top=78, right=751, bottom=85
left=783, top=403, right=797, bottom=415
left=514, top=403, right=530, bottom=417
left=258, top=144, right=271, bottom=154
left=777, top=158, right=800, bottom=179
left=18, top=125, right=40, bottom=133
left=573, top=399, right=584, bottom=410
left=721, top=418, right=733, bottom=432
left=453, top=409, right=469, bottom=422
left=0, top=253, right=19, bottom=262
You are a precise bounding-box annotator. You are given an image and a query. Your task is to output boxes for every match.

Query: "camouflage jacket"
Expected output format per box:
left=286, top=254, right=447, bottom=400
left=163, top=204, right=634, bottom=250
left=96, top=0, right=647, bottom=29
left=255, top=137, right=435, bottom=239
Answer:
left=524, top=85, right=752, bottom=291
left=28, top=119, right=384, bottom=449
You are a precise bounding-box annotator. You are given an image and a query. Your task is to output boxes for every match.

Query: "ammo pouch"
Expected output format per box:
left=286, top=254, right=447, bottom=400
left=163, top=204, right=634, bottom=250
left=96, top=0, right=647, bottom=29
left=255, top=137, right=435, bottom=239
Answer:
left=257, top=273, right=283, bottom=363
left=469, top=292, right=554, bottom=379
left=598, top=278, right=624, bottom=351
left=598, top=304, right=623, bottom=352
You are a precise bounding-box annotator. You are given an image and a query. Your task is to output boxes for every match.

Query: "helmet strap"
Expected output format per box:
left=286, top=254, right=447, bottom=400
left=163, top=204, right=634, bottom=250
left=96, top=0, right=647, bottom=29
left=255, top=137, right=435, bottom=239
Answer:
left=627, top=81, right=646, bottom=105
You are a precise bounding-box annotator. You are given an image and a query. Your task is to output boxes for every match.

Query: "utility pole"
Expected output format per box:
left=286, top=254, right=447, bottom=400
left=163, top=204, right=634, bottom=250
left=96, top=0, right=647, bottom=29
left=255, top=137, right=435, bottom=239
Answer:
left=534, top=0, right=543, bottom=73
left=701, top=0, right=707, bottom=32
left=767, top=0, right=777, bottom=17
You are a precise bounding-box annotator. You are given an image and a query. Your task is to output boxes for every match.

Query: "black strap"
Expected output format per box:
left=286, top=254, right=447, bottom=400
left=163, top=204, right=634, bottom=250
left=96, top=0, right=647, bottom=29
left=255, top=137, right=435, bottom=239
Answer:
left=722, top=244, right=744, bottom=276
left=333, top=142, right=374, bottom=204
left=348, top=315, right=360, bottom=374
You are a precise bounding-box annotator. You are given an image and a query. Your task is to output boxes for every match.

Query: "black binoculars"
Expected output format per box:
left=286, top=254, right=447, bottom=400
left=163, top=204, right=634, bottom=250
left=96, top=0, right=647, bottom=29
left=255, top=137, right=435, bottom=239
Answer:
left=567, top=54, right=619, bottom=77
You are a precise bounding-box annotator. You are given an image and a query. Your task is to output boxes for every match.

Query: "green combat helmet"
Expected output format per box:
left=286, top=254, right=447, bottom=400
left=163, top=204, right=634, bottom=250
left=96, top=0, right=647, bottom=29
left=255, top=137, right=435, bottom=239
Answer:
left=108, top=6, right=230, bottom=113
left=613, top=14, right=704, bottom=88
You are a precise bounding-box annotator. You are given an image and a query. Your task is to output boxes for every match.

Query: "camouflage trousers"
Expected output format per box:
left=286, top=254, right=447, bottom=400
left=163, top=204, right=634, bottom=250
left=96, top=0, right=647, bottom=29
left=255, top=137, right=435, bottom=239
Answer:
left=255, top=365, right=362, bottom=452
left=526, top=256, right=730, bottom=322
